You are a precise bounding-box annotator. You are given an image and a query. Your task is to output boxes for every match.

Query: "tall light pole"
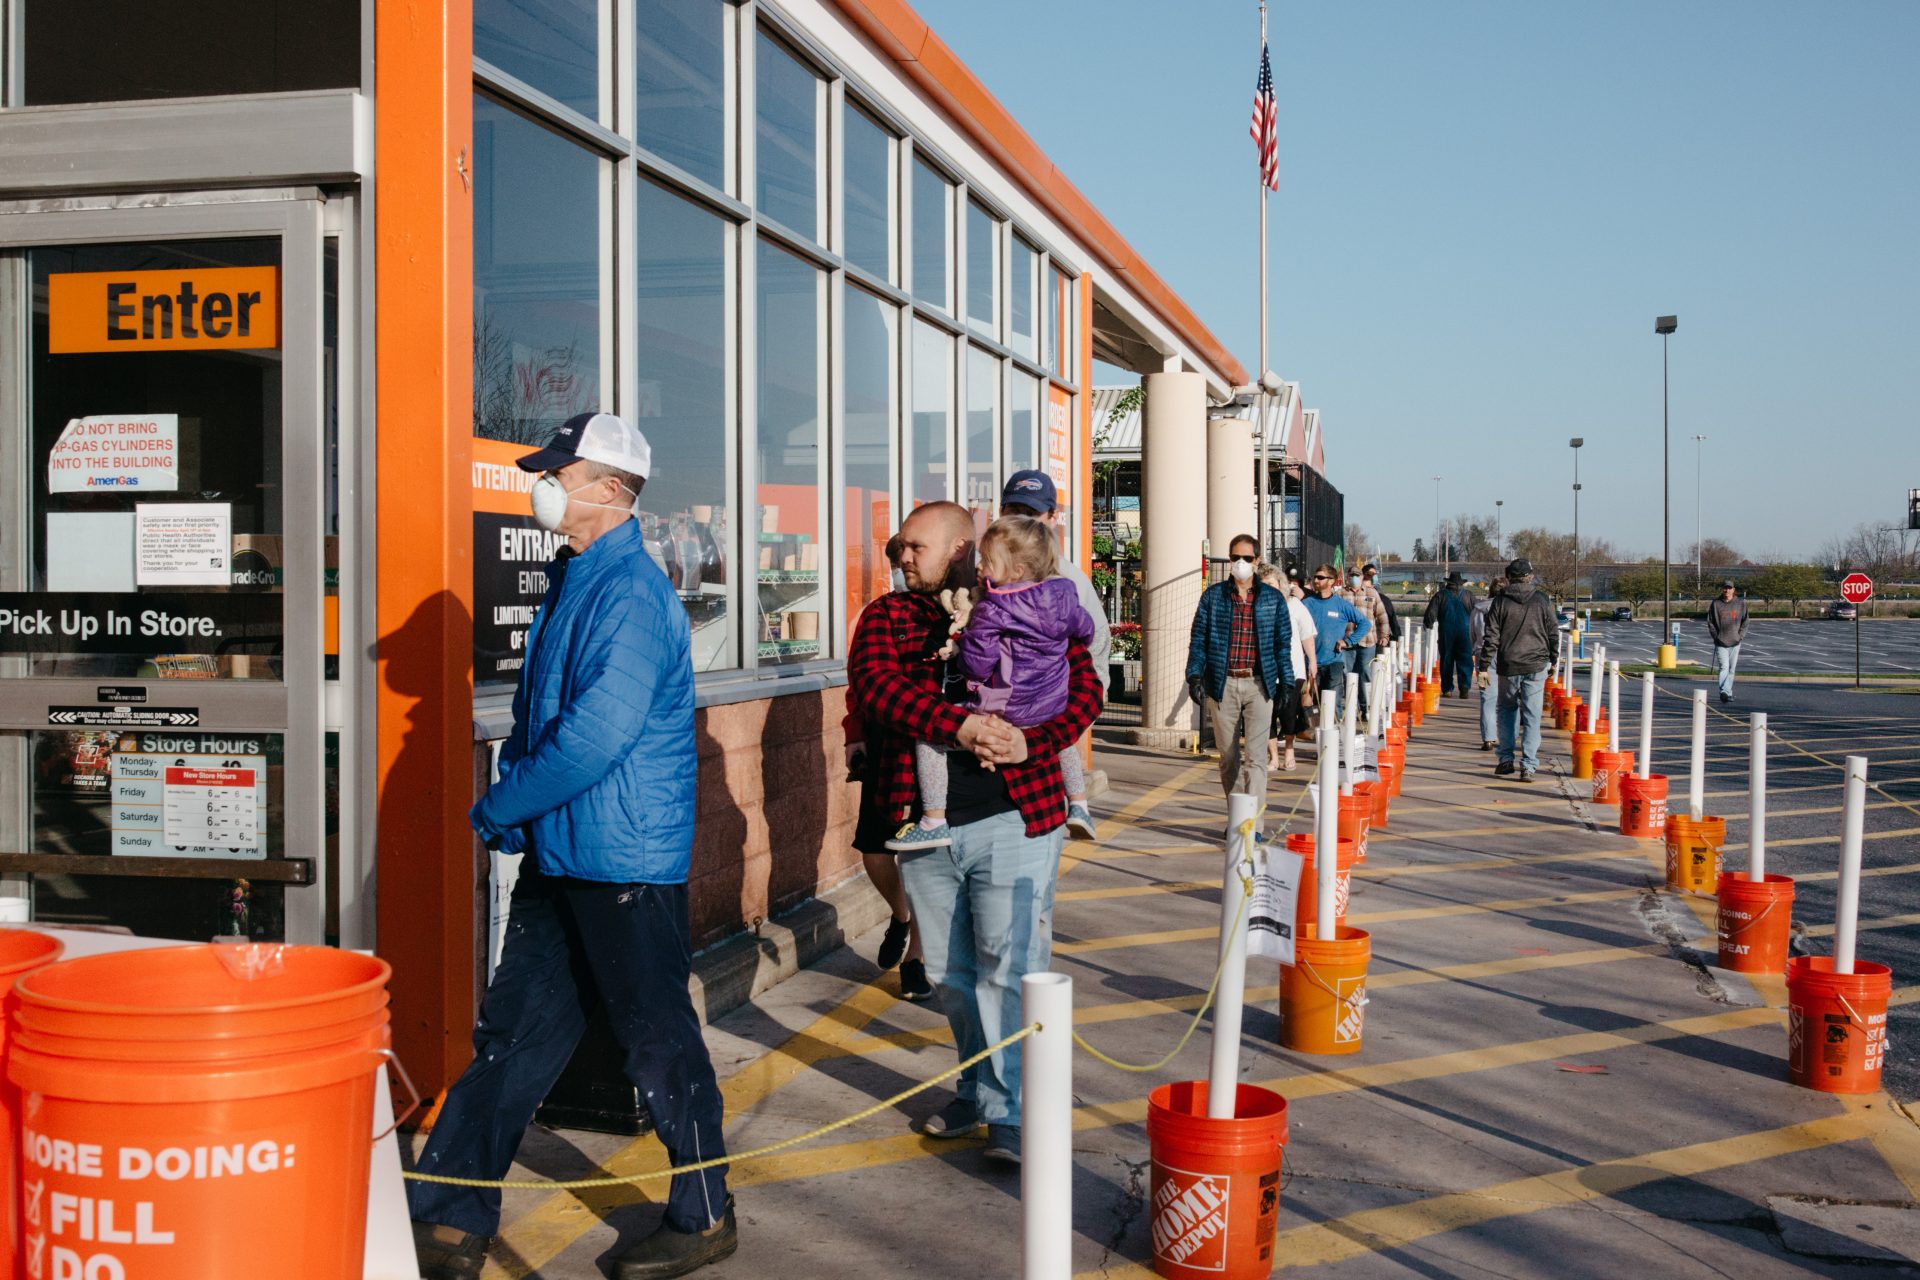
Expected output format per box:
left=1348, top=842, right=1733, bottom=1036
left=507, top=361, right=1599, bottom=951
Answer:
left=1495, top=499, right=1504, bottom=561
left=1692, top=433, right=1707, bottom=595
left=1656, top=316, right=1678, bottom=654
left=1569, top=438, right=1584, bottom=601
left=1433, top=476, right=1444, bottom=576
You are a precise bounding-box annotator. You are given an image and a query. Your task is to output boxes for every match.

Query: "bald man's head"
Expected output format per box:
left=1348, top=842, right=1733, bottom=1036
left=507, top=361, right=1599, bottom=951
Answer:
left=898, top=502, right=975, bottom=595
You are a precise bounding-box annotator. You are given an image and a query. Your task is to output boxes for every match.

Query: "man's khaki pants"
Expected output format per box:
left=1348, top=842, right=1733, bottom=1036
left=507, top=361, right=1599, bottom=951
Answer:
left=1207, top=676, right=1273, bottom=813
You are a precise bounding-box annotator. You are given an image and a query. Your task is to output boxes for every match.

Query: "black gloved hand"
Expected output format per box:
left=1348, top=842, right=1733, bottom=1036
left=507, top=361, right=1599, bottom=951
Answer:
left=1188, top=677, right=1209, bottom=708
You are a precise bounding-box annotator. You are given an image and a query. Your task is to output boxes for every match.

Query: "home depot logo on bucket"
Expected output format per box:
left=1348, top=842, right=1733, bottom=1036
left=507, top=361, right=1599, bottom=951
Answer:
left=1334, top=874, right=1351, bottom=920
left=1151, top=1165, right=1230, bottom=1270
left=1335, top=977, right=1366, bottom=1044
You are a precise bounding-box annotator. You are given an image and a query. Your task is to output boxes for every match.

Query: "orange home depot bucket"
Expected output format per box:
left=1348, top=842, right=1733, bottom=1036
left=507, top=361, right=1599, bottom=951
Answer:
left=1365, top=772, right=1392, bottom=827
left=1570, top=730, right=1606, bottom=780
left=1664, top=815, right=1726, bottom=893
left=8, top=945, right=392, bottom=1280
left=1146, top=1081, right=1289, bottom=1280
left=1, top=929, right=63, bottom=1280
left=1286, top=833, right=1358, bottom=932
left=1786, top=956, right=1892, bottom=1094
left=1406, top=692, right=1424, bottom=728
left=1590, top=749, right=1632, bottom=806
left=1280, top=924, right=1371, bottom=1056
left=1337, top=792, right=1372, bottom=863
left=1421, top=681, right=1442, bottom=715
left=1377, top=745, right=1404, bottom=797
left=1391, top=708, right=1409, bottom=736
left=1716, top=872, right=1796, bottom=974
left=1619, top=774, right=1669, bottom=839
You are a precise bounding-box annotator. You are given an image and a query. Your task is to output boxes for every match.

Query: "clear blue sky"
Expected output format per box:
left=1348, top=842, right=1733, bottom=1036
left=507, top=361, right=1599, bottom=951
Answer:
left=918, top=0, right=1918, bottom=563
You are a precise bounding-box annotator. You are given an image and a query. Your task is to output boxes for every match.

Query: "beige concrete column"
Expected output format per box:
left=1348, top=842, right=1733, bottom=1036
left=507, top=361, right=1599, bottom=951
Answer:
left=1208, top=417, right=1255, bottom=559
left=1140, top=371, right=1208, bottom=744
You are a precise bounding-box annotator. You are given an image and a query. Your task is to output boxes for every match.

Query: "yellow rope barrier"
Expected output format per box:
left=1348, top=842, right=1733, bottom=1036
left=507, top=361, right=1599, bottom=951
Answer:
left=402, top=1021, right=1040, bottom=1190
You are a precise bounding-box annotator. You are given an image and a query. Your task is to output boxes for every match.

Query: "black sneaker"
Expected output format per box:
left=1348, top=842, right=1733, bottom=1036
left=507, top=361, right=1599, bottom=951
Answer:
left=983, top=1124, right=1022, bottom=1166
left=918, top=1097, right=980, bottom=1139
left=1481, top=740, right=1496, bottom=751
left=412, top=1222, right=491, bottom=1280
left=1494, top=761, right=1516, bottom=776
left=877, top=916, right=912, bottom=971
left=1518, top=769, right=1535, bottom=784
left=613, top=1199, right=738, bottom=1279
left=898, top=958, right=934, bottom=1002
left=1720, top=692, right=1732, bottom=704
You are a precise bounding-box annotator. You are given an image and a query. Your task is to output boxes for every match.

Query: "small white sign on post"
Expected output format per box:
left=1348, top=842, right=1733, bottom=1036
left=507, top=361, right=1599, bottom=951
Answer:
left=135, top=501, right=230, bottom=586
left=1247, top=841, right=1304, bottom=966
left=48, top=414, right=180, bottom=493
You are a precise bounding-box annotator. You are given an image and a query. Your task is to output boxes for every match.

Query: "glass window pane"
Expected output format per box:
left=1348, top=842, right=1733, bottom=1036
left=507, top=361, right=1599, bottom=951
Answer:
left=478, top=0, right=597, bottom=120
left=967, top=202, right=999, bottom=339
left=911, top=160, right=952, bottom=312
left=755, top=32, right=820, bottom=239
left=1007, top=368, right=1038, bottom=475
left=1009, top=237, right=1037, bottom=359
left=1049, top=266, right=1074, bottom=380
left=910, top=322, right=951, bottom=508
left=23, top=0, right=357, bottom=104
left=843, top=105, right=896, bottom=282
left=636, top=0, right=726, bottom=188
left=756, top=243, right=824, bottom=665
left=965, top=348, right=999, bottom=529
left=843, top=286, right=897, bottom=641
left=472, top=96, right=605, bottom=686
left=635, top=180, right=735, bottom=671
left=1043, top=264, right=1059, bottom=375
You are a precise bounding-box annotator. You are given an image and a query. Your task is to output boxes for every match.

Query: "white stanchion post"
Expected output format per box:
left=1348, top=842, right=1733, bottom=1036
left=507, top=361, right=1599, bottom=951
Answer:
left=1750, top=714, right=1768, bottom=880
left=1834, top=756, right=1868, bottom=975
left=1207, top=793, right=1256, bottom=1119
left=1689, top=691, right=1707, bottom=820
left=1342, top=672, right=1358, bottom=795
left=1316, top=695, right=1339, bottom=932
left=1428, top=626, right=1439, bottom=678
left=1607, top=661, right=1622, bottom=753
left=1021, top=971, right=1073, bottom=1278
left=1637, top=672, right=1655, bottom=779
left=1588, top=645, right=1604, bottom=725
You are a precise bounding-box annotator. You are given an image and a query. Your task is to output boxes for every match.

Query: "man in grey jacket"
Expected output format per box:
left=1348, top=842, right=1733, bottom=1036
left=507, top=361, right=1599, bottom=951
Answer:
left=1477, top=558, right=1558, bottom=783
left=1707, top=579, right=1750, bottom=704
left=1000, top=470, right=1108, bottom=839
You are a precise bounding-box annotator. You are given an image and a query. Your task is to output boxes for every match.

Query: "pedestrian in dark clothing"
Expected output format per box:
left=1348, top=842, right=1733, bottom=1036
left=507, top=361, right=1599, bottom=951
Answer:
left=410, top=413, right=734, bottom=1280
left=1477, top=558, right=1559, bottom=783
left=1423, top=572, right=1477, bottom=696
left=1185, top=533, right=1295, bottom=815
left=1707, top=579, right=1750, bottom=703
left=1363, top=563, right=1401, bottom=645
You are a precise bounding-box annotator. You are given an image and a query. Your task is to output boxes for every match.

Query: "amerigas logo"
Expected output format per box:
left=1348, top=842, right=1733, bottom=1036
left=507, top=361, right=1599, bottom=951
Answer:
left=1152, top=1166, right=1229, bottom=1270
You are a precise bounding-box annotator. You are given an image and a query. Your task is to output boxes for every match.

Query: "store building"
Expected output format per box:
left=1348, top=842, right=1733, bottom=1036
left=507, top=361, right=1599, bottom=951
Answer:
left=0, top=0, right=1250, bottom=1091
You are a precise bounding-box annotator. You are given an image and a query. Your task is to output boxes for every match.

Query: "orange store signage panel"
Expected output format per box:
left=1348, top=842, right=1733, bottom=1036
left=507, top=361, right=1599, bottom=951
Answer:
left=49, top=268, right=280, bottom=353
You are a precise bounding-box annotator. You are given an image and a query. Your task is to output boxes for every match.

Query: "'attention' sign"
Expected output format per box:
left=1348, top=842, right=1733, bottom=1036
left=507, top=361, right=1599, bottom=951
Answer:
left=48, top=267, right=280, bottom=353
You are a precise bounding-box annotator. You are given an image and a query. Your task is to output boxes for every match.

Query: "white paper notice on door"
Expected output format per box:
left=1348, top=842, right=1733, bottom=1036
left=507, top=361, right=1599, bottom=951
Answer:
left=48, top=414, right=180, bottom=493
left=162, top=763, right=261, bottom=851
left=135, top=502, right=230, bottom=586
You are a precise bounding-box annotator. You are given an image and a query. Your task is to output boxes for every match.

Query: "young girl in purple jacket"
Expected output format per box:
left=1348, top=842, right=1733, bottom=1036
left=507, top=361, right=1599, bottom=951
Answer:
left=886, top=514, right=1096, bottom=850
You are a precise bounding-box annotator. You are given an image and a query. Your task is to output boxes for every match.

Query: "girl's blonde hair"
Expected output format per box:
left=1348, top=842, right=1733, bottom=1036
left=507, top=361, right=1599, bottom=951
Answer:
left=980, top=513, right=1058, bottom=582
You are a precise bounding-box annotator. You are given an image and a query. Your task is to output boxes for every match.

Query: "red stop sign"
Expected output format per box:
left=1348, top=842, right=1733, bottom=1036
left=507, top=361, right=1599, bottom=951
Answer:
left=1841, top=573, right=1874, bottom=604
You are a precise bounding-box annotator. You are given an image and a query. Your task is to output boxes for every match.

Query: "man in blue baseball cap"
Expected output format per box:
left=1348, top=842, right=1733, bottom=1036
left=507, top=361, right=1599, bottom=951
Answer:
left=999, top=470, right=1110, bottom=841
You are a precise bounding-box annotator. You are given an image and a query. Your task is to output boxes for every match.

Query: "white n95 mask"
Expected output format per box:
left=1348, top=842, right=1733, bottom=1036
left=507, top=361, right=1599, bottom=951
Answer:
left=530, top=474, right=633, bottom=531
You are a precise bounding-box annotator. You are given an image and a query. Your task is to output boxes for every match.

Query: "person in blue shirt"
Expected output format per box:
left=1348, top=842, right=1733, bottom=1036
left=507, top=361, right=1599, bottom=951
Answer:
left=409, top=413, right=734, bottom=1280
left=1300, top=563, right=1373, bottom=724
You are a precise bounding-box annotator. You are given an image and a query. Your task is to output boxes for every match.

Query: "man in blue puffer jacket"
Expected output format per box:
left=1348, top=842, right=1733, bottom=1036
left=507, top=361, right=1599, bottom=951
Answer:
left=409, top=413, right=733, bottom=1280
left=1185, top=533, right=1294, bottom=816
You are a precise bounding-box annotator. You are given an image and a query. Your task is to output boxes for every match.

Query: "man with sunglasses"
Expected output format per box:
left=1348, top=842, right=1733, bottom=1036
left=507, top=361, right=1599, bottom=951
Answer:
left=1301, top=564, right=1373, bottom=725
left=1185, top=534, right=1294, bottom=813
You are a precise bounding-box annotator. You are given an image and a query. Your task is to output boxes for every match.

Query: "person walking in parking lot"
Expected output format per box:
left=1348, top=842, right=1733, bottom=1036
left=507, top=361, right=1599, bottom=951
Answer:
left=1473, top=580, right=1501, bottom=750
left=1708, top=579, right=1750, bottom=703
left=1423, top=571, right=1476, bottom=697
left=1186, top=534, right=1295, bottom=814
left=1301, top=564, right=1371, bottom=726
left=1478, top=558, right=1557, bottom=783
left=1345, top=567, right=1392, bottom=722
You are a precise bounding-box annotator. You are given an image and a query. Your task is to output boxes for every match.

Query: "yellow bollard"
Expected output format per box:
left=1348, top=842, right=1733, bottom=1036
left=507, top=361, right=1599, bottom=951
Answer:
left=1657, top=643, right=1677, bottom=670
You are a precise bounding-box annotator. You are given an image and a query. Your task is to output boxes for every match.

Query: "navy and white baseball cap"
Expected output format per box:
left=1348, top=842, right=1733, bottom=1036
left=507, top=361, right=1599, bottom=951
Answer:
left=515, top=411, right=653, bottom=479
left=999, top=469, right=1057, bottom=514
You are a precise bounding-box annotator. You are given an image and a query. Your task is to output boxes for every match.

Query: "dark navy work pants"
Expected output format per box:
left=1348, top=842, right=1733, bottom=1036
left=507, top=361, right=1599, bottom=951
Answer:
left=1439, top=632, right=1473, bottom=695
left=407, top=870, right=728, bottom=1236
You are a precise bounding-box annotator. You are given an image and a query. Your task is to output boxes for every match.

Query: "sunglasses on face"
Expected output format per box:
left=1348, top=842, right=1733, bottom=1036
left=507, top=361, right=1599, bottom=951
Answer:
left=1231, top=554, right=1257, bottom=564
left=1311, top=574, right=1331, bottom=582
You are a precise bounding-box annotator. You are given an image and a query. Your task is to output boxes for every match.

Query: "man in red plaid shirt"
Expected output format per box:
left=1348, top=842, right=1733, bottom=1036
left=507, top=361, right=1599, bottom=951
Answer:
left=848, top=501, right=1102, bottom=1167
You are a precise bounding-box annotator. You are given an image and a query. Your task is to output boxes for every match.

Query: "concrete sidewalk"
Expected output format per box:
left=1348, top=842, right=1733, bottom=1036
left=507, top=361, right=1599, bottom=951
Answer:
left=462, top=689, right=1920, bottom=1279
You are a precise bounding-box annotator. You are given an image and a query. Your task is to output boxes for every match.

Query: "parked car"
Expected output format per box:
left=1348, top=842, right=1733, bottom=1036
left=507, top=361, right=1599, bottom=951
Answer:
left=1611, top=606, right=1635, bottom=622
left=1829, top=601, right=1858, bottom=621
left=1556, top=606, right=1575, bottom=630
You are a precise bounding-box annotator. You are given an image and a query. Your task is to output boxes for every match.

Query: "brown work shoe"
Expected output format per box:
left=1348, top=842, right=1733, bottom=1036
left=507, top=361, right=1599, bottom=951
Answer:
left=614, top=1200, right=739, bottom=1279
left=412, top=1221, right=491, bottom=1280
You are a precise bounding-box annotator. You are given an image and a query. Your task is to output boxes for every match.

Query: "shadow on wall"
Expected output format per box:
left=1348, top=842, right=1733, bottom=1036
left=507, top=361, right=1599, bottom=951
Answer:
left=1146, top=567, right=1207, bottom=730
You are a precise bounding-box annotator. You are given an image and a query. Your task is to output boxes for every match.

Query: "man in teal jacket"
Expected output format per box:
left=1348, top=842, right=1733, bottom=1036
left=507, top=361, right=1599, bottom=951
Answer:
left=409, top=413, right=732, bottom=1280
left=1185, top=533, right=1294, bottom=815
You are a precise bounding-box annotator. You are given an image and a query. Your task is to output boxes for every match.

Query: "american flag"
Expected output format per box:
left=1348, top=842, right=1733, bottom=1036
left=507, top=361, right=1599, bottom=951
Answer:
left=1250, top=41, right=1278, bottom=191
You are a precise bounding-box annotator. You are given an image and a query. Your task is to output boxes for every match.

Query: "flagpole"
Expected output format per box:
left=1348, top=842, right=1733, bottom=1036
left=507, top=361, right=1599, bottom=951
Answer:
left=1257, top=0, right=1270, bottom=561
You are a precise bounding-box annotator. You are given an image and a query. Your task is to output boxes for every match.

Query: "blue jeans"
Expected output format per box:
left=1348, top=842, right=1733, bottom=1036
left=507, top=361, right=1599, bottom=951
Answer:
left=898, top=809, right=1064, bottom=1127
left=1715, top=644, right=1740, bottom=697
left=408, top=872, right=728, bottom=1236
left=1479, top=673, right=1499, bottom=743
left=1497, top=669, right=1547, bottom=773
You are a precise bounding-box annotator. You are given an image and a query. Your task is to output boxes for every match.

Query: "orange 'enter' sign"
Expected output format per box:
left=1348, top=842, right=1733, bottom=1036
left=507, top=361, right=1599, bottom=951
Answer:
left=48, top=267, right=280, bottom=353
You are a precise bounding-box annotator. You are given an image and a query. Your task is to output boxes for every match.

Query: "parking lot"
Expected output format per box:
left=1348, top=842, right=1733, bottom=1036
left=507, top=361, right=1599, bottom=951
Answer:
left=1555, top=618, right=1919, bottom=676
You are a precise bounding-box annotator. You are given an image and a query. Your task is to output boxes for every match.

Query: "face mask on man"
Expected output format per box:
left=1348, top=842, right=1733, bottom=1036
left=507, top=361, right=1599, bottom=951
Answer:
left=529, top=473, right=633, bottom=532
left=1229, top=558, right=1255, bottom=582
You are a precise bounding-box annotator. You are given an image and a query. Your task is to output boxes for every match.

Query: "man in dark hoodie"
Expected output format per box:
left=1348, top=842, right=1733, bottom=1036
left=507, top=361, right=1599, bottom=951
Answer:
left=1477, top=559, right=1557, bottom=782
left=1422, top=571, right=1477, bottom=697
left=1707, top=579, right=1750, bottom=704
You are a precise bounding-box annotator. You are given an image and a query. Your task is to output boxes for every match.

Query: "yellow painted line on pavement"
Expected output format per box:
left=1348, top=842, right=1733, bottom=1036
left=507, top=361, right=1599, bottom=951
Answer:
left=1063, top=762, right=1217, bottom=875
